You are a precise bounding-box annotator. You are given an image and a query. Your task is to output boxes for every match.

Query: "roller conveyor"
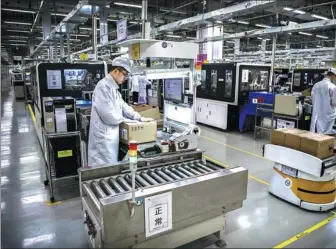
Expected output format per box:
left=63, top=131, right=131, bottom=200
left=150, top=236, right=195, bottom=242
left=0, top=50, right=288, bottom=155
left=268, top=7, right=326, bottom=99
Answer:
left=79, top=150, right=248, bottom=249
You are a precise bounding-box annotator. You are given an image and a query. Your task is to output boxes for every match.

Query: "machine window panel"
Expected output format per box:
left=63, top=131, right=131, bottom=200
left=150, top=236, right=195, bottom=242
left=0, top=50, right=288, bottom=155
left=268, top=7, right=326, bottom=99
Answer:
left=293, top=73, right=301, bottom=86
left=201, top=70, right=206, bottom=90
left=240, top=69, right=269, bottom=92
left=224, top=70, right=233, bottom=98
left=63, top=69, right=102, bottom=91
left=210, top=69, right=218, bottom=94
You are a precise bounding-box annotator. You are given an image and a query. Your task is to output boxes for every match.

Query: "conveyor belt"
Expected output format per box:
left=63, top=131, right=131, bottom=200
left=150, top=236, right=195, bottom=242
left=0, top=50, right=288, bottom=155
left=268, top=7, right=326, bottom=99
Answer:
left=82, top=160, right=221, bottom=200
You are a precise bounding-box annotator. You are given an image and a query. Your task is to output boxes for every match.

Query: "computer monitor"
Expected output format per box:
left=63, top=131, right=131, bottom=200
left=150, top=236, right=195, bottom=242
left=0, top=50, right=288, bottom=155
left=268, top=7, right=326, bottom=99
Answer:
left=164, top=78, right=183, bottom=103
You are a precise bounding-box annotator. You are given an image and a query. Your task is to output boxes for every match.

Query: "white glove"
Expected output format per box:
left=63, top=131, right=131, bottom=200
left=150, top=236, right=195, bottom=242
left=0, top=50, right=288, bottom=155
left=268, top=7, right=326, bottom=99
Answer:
left=140, top=117, right=154, bottom=122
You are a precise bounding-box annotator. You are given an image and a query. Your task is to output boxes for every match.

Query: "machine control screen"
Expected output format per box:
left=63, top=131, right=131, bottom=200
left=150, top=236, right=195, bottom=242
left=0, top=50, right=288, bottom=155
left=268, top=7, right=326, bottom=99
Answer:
left=164, top=78, right=183, bottom=103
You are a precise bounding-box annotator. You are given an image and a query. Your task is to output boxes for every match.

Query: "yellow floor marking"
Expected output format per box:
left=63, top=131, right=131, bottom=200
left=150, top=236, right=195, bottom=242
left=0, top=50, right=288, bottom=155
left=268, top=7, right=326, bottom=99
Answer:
left=45, top=200, right=62, bottom=206
left=201, top=135, right=269, bottom=161
left=203, top=155, right=269, bottom=186
left=28, top=104, right=36, bottom=126
left=331, top=211, right=336, bottom=214
left=273, top=213, right=336, bottom=248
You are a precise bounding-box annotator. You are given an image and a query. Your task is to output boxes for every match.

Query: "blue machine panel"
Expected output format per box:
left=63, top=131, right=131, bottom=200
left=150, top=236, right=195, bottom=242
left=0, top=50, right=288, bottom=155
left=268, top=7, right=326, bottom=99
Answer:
left=239, top=91, right=275, bottom=132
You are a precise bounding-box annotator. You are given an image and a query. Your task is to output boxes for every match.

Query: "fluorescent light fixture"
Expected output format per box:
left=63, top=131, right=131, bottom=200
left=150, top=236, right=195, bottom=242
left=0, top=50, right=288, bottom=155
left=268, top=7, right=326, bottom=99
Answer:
left=8, top=36, right=28, bottom=39
left=316, top=35, right=328, bottom=39
left=114, top=2, right=142, bottom=8
left=108, top=19, right=118, bottom=22
left=236, top=20, right=249, bottom=25
left=160, top=8, right=186, bottom=15
left=79, top=27, right=100, bottom=31
left=316, top=45, right=322, bottom=48
left=283, top=7, right=293, bottom=11
left=186, top=37, right=196, bottom=39
left=257, top=37, right=270, bottom=41
left=4, top=21, right=32, bottom=25
left=166, top=34, right=181, bottom=38
left=70, top=39, right=81, bottom=41
left=288, top=32, right=292, bottom=35
left=53, top=13, right=68, bottom=17
left=257, top=37, right=263, bottom=40
left=8, top=44, right=26, bottom=46
left=298, top=31, right=312, bottom=36
left=293, top=9, right=305, bottom=14
left=129, top=21, right=141, bottom=24
left=71, top=34, right=90, bottom=37
left=8, top=40, right=27, bottom=42
left=215, top=21, right=222, bottom=24
left=255, top=24, right=271, bottom=28
left=1, top=8, right=35, bottom=14
left=311, top=14, right=330, bottom=20
left=7, top=29, right=30, bottom=33
left=225, top=41, right=235, bottom=44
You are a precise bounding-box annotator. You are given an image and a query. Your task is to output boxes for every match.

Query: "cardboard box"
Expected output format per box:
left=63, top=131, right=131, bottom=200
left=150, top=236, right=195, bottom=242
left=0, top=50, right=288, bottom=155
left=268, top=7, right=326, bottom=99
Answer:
left=131, top=104, right=155, bottom=113
left=120, top=121, right=157, bottom=145
left=284, top=129, right=309, bottom=150
left=270, top=128, right=294, bottom=146
left=300, top=133, right=334, bottom=159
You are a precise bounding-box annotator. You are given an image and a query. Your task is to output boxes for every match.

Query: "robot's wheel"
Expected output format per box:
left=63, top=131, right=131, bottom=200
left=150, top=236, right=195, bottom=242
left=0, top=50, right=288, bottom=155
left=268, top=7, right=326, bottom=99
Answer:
left=215, top=239, right=227, bottom=248
left=43, top=180, right=49, bottom=186
left=50, top=197, right=55, bottom=203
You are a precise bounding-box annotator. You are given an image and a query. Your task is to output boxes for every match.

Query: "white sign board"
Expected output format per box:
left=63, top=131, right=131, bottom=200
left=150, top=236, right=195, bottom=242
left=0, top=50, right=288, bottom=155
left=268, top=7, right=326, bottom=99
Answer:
left=242, top=69, right=249, bottom=83
left=117, top=19, right=128, bottom=42
left=13, top=56, right=22, bottom=61
left=276, top=119, right=295, bottom=129
left=145, top=192, right=172, bottom=237
left=46, top=70, right=62, bottom=89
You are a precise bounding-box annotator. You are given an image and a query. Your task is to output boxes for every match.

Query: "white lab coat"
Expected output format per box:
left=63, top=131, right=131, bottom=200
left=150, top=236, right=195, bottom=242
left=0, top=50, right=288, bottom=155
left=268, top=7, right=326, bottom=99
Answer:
left=130, top=75, right=140, bottom=92
left=310, top=78, right=336, bottom=134
left=138, top=76, right=151, bottom=104
left=88, top=74, right=141, bottom=167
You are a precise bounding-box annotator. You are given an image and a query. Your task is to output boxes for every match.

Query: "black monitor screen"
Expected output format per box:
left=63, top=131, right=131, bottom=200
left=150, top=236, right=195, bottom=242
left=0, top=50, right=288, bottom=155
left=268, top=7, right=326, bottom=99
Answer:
left=164, top=78, right=183, bottom=102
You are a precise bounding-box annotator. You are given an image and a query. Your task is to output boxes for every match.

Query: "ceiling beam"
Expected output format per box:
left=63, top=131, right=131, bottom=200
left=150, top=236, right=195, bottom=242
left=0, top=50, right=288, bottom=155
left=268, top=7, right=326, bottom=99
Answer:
left=193, top=19, right=336, bottom=43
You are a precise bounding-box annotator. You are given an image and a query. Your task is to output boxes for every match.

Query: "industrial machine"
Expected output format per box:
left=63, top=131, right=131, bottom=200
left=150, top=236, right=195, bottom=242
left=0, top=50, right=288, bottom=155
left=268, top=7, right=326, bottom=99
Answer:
left=264, top=144, right=336, bottom=211
left=292, top=68, right=326, bottom=93
left=42, top=97, right=77, bottom=134
left=30, top=62, right=107, bottom=148
left=12, top=71, right=25, bottom=99
left=196, top=63, right=271, bottom=130
left=79, top=149, right=248, bottom=248
left=24, top=70, right=34, bottom=104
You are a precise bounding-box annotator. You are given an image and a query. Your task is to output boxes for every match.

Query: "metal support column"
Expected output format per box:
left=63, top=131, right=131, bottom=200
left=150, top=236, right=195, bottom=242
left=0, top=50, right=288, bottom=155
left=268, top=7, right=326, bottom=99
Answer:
left=141, top=0, right=148, bottom=39
left=99, top=7, right=109, bottom=46
left=333, top=31, right=336, bottom=60
left=269, top=34, right=277, bottom=89
left=261, top=39, right=267, bottom=61
left=53, top=37, right=57, bottom=62
left=234, top=39, right=240, bottom=61
left=60, top=35, right=64, bottom=59
left=92, top=7, right=98, bottom=60
left=67, top=25, right=71, bottom=61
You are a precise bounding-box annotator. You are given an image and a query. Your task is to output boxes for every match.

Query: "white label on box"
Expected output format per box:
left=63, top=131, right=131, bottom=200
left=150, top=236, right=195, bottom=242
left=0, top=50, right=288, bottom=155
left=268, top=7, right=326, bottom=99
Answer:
left=121, top=128, right=128, bottom=140
left=145, top=192, right=172, bottom=238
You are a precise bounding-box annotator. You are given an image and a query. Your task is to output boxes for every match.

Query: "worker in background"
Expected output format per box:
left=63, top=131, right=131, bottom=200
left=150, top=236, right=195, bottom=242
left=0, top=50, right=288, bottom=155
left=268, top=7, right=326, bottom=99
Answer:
left=310, top=68, right=336, bottom=134
left=130, top=74, right=140, bottom=103
left=88, top=57, right=153, bottom=167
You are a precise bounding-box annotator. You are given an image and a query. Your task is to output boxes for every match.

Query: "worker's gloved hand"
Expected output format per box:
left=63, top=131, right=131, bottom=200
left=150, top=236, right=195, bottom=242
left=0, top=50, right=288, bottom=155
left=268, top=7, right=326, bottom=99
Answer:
left=140, top=117, right=154, bottom=122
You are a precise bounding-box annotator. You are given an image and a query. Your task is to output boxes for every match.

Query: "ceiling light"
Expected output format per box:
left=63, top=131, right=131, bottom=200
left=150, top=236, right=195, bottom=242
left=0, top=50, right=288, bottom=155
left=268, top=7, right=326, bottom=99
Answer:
left=298, top=31, right=312, bottom=36
left=4, top=21, right=32, bottom=25
left=293, top=9, right=305, bottom=14
left=257, top=37, right=263, bottom=40
left=225, top=41, right=235, bottom=44
left=70, top=39, right=81, bottom=41
left=316, top=45, right=322, bottom=48
left=7, top=44, right=26, bottom=46
left=215, top=21, right=222, bottom=24
left=288, top=32, right=292, bottom=35
left=8, top=36, right=28, bottom=39
left=79, top=27, right=100, bottom=31
left=283, top=7, right=294, bottom=11
left=114, top=2, right=142, bottom=8
left=1, top=8, right=35, bottom=14
left=7, top=30, right=31, bottom=33
left=166, top=34, right=181, bottom=38
left=108, top=19, right=117, bottom=22
left=160, top=8, right=186, bottom=15
left=186, top=37, right=196, bottom=39
left=53, top=13, right=68, bottom=17
left=71, top=34, right=90, bottom=37
left=236, top=20, right=249, bottom=25
left=255, top=24, right=271, bottom=28
left=129, top=21, right=142, bottom=25
left=311, top=14, right=330, bottom=20
left=8, top=40, right=27, bottom=43
left=316, top=35, right=328, bottom=39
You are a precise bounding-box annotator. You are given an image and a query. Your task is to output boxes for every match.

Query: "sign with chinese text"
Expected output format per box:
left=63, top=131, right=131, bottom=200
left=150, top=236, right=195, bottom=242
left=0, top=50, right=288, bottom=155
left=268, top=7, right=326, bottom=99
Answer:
left=144, top=192, right=172, bottom=237
left=117, top=19, right=127, bottom=42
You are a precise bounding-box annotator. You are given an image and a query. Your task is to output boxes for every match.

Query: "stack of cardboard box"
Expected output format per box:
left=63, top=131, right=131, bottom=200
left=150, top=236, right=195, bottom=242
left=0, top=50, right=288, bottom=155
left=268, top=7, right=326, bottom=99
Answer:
left=270, top=128, right=335, bottom=159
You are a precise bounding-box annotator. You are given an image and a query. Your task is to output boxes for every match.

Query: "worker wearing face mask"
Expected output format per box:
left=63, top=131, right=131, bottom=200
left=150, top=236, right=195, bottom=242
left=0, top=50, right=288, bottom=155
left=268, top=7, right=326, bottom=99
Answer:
left=310, top=68, right=336, bottom=134
left=88, top=57, right=153, bottom=167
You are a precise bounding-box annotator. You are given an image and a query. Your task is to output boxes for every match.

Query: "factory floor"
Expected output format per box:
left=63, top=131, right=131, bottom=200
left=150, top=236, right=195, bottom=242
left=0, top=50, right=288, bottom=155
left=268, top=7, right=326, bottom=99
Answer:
left=2, top=90, right=336, bottom=248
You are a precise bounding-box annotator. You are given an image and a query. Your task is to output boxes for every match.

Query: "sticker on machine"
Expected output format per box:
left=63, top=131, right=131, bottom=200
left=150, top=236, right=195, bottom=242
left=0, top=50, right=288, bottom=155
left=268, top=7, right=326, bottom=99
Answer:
left=121, top=128, right=128, bottom=140
left=284, top=178, right=292, bottom=188
left=144, top=191, right=172, bottom=237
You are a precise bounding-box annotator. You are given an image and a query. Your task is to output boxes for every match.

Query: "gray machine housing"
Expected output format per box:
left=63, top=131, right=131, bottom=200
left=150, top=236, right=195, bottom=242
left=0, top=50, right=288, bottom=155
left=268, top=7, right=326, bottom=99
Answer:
left=79, top=149, right=248, bottom=248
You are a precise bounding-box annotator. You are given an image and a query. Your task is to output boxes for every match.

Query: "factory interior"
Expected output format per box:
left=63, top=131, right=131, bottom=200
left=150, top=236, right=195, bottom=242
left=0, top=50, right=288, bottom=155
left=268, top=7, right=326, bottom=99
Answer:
left=2, top=0, right=336, bottom=248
